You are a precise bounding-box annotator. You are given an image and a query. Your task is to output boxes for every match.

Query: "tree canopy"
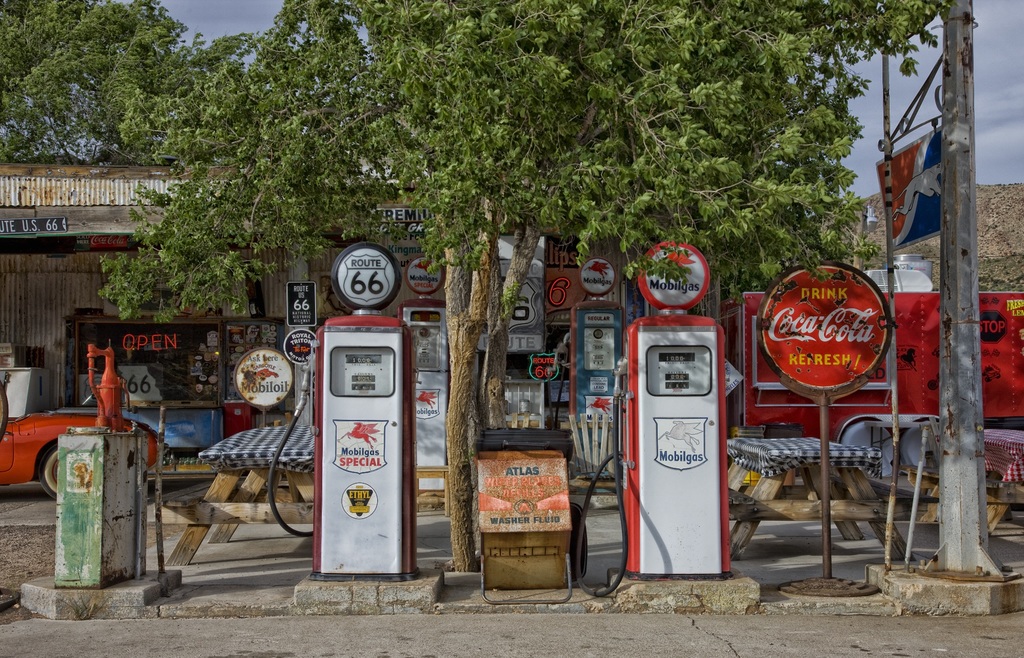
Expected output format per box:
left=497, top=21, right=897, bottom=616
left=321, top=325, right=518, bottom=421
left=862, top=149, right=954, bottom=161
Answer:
left=11, top=0, right=952, bottom=571
left=101, top=0, right=399, bottom=318
left=0, top=0, right=244, bottom=165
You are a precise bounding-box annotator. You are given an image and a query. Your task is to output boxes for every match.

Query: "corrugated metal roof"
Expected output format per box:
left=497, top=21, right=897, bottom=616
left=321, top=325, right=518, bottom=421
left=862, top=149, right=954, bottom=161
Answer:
left=0, top=175, right=175, bottom=207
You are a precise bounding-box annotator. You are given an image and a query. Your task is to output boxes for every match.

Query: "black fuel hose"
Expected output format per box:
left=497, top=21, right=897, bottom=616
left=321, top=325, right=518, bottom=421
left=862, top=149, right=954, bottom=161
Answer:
left=268, top=368, right=313, bottom=537
left=574, top=367, right=628, bottom=597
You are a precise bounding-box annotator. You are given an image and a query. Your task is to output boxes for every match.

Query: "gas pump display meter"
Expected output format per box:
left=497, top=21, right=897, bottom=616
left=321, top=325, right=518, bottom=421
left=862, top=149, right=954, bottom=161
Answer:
left=330, top=348, right=395, bottom=397
left=647, top=346, right=712, bottom=396
left=409, top=311, right=443, bottom=371
left=583, top=321, right=615, bottom=371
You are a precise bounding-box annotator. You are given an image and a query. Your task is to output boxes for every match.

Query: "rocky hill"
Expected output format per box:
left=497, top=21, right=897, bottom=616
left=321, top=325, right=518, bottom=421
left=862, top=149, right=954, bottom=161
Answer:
left=864, top=183, right=1024, bottom=291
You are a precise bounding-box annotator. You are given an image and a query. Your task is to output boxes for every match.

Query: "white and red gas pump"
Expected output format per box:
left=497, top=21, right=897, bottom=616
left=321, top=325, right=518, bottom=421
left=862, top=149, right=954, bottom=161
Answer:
left=623, top=242, right=730, bottom=579
left=312, top=242, right=417, bottom=581
left=397, top=257, right=449, bottom=491
left=569, top=257, right=623, bottom=420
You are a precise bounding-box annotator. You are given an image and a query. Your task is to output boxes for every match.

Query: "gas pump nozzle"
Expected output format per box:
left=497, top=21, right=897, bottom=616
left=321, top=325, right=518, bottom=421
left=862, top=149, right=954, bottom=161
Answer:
left=612, top=356, right=632, bottom=470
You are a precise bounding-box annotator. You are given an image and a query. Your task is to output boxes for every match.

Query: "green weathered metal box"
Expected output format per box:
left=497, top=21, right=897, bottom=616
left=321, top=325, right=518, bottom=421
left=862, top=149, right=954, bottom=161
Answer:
left=54, top=428, right=146, bottom=589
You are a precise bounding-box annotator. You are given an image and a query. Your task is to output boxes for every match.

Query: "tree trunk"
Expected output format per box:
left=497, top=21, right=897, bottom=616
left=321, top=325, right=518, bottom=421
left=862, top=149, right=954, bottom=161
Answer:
left=443, top=236, right=495, bottom=572
left=480, top=223, right=542, bottom=428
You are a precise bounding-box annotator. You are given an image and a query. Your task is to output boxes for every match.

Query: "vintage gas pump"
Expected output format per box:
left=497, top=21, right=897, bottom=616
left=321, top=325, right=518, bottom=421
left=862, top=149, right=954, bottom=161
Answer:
left=569, top=257, right=623, bottom=420
left=623, top=242, right=730, bottom=579
left=398, top=257, right=448, bottom=491
left=312, top=242, right=417, bottom=581
left=54, top=345, right=148, bottom=589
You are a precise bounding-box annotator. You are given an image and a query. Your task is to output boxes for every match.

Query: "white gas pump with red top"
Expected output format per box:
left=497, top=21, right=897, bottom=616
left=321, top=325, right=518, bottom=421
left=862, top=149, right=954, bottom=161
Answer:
left=397, top=257, right=448, bottom=490
left=624, top=242, right=730, bottom=579
left=312, top=242, right=417, bottom=581
left=570, top=257, right=623, bottom=420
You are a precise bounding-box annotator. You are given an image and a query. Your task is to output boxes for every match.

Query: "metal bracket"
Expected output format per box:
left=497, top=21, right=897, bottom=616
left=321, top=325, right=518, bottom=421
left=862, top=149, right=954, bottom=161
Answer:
left=480, top=553, right=573, bottom=606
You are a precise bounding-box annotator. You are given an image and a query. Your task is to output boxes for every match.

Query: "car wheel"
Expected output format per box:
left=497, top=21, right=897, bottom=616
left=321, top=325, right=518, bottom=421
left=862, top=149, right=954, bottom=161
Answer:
left=38, top=444, right=59, bottom=499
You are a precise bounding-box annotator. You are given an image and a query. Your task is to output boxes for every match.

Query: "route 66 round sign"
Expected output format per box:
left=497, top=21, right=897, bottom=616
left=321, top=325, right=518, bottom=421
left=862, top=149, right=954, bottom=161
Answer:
left=331, top=242, right=400, bottom=311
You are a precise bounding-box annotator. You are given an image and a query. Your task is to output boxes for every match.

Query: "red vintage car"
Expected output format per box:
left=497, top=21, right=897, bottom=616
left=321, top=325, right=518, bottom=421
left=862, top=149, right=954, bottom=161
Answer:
left=1, top=408, right=158, bottom=498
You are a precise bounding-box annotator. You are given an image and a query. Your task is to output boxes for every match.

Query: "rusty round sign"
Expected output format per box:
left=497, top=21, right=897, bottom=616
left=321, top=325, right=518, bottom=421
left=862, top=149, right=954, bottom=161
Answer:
left=757, top=262, right=893, bottom=402
left=234, top=347, right=294, bottom=410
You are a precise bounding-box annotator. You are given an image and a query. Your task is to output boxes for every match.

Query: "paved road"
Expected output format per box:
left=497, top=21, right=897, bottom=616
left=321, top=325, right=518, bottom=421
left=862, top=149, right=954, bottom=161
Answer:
left=2, top=612, right=1024, bottom=657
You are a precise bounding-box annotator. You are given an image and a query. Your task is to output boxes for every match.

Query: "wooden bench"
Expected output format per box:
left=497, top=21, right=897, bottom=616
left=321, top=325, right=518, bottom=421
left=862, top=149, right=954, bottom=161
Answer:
left=416, top=465, right=450, bottom=516
left=902, top=465, right=1024, bottom=533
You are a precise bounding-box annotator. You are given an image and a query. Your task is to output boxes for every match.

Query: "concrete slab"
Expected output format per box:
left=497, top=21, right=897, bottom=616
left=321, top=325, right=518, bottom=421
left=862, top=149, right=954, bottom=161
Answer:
left=20, top=570, right=181, bottom=620
left=293, top=571, right=443, bottom=615
left=867, top=565, right=1024, bottom=616
left=13, top=490, right=1024, bottom=618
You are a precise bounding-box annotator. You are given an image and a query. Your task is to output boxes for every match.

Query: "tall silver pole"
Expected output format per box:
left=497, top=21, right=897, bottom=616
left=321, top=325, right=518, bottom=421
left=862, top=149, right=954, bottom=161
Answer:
left=880, top=54, right=902, bottom=572
left=937, top=0, right=1001, bottom=575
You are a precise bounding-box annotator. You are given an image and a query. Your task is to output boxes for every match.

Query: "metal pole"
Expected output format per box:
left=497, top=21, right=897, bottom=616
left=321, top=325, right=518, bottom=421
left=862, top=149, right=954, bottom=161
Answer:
left=879, top=54, right=903, bottom=572
left=818, top=401, right=832, bottom=579
left=937, top=0, right=1001, bottom=575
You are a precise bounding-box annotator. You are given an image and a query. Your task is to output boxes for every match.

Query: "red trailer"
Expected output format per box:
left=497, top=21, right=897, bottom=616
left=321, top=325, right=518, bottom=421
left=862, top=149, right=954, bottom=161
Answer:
left=724, top=292, right=1024, bottom=473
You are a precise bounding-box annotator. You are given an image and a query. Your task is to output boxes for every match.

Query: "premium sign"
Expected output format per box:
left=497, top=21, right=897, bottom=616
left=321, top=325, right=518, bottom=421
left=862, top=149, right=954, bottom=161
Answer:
left=757, top=262, right=892, bottom=399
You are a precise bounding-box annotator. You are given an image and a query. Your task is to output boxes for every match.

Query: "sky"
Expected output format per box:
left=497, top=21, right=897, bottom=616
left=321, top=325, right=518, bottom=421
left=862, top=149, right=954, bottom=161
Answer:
left=163, top=0, right=1023, bottom=199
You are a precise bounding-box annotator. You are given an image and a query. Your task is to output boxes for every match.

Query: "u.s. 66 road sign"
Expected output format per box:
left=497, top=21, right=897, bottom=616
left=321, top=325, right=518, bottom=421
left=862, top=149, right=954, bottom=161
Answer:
left=286, top=281, right=317, bottom=327
left=330, top=242, right=400, bottom=311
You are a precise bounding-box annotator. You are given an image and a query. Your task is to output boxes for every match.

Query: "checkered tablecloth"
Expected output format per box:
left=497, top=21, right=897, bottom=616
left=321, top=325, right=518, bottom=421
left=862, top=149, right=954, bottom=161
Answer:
left=983, top=429, right=1024, bottom=482
left=728, top=437, right=883, bottom=479
left=199, top=425, right=315, bottom=473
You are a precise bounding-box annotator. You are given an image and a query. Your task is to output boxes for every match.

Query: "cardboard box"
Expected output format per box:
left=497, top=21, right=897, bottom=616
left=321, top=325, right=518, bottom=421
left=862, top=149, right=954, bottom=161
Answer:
left=0, top=344, right=26, bottom=368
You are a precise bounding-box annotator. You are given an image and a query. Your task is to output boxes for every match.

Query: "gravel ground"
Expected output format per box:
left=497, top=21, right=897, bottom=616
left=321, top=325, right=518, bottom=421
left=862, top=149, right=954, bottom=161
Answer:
left=0, top=489, right=187, bottom=625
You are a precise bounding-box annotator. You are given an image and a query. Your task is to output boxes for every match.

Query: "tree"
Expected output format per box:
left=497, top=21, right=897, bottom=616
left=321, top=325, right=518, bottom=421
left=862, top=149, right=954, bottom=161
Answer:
left=0, top=0, right=236, bottom=165
left=100, top=0, right=949, bottom=573
left=102, top=0, right=398, bottom=318
left=357, top=0, right=950, bottom=570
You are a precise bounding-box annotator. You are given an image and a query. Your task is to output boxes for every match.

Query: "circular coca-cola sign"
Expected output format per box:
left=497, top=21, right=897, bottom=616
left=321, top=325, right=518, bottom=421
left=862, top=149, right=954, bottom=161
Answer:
left=757, top=262, right=892, bottom=400
left=637, top=242, right=710, bottom=311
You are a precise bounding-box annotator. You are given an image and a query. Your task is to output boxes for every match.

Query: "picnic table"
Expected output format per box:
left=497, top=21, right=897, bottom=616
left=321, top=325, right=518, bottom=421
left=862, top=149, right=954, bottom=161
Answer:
left=162, top=426, right=315, bottom=566
left=983, top=429, right=1024, bottom=482
left=727, top=437, right=908, bottom=560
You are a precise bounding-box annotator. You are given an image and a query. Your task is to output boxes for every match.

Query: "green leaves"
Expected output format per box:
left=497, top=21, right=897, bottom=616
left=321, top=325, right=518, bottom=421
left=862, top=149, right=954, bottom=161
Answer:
left=0, top=0, right=200, bottom=164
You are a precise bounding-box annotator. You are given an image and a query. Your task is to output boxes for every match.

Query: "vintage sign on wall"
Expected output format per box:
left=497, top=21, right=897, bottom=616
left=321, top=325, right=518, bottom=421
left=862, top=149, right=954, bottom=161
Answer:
left=757, top=262, right=893, bottom=401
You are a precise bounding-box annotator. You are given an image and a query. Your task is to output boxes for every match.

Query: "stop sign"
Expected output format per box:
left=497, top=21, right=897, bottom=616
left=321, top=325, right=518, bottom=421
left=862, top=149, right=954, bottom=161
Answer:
left=980, top=310, right=1007, bottom=343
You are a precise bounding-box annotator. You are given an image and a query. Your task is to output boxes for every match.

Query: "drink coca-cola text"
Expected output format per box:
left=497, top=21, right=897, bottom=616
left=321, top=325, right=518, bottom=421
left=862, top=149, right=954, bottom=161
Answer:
left=767, top=307, right=878, bottom=343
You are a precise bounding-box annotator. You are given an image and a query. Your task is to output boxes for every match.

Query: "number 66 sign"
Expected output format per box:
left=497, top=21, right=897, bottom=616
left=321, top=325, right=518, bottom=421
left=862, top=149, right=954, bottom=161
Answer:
left=330, top=242, right=401, bottom=311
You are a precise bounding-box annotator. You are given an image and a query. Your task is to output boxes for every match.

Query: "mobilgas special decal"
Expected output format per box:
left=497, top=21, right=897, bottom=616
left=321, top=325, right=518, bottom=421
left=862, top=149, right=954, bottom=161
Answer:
left=333, top=420, right=387, bottom=474
left=343, top=483, right=378, bottom=519
left=654, top=417, right=708, bottom=471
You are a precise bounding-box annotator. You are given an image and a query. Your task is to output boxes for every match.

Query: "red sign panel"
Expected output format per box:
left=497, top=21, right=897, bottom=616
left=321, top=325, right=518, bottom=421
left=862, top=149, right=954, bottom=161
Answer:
left=757, top=263, right=892, bottom=399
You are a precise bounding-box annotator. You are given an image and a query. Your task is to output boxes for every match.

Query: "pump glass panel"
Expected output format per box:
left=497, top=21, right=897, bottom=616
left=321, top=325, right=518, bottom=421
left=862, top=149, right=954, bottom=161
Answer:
left=646, top=346, right=712, bottom=396
left=330, top=347, right=396, bottom=397
left=584, top=327, right=616, bottom=371
left=412, top=326, right=441, bottom=371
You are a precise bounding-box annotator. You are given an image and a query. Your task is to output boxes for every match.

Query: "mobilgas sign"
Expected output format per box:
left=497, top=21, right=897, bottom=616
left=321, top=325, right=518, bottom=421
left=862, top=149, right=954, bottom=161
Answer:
left=637, top=242, right=710, bottom=311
